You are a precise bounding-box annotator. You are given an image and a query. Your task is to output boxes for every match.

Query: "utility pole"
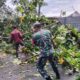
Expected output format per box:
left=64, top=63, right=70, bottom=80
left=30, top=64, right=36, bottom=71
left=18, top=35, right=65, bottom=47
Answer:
left=60, top=10, right=66, bottom=25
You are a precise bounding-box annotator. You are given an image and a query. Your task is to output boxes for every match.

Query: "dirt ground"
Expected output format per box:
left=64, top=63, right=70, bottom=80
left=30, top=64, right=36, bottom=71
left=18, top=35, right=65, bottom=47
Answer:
left=0, top=53, right=79, bottom=80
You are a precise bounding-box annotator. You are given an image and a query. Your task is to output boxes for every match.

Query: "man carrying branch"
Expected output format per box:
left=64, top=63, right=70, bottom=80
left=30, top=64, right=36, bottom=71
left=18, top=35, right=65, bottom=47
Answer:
left=31, top=22, right=60, bottom=80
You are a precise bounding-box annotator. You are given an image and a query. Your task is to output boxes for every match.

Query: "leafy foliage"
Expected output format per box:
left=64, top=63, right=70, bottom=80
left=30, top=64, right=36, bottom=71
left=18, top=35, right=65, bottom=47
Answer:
left=0, top=0, right=6, bottom=7
left=76, top=75, right=80, bottom=80
left=0, top=0, right=80, bottom=72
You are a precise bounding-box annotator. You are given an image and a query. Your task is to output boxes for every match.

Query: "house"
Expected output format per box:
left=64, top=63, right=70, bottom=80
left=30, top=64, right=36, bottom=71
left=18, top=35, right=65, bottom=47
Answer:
left=58, top=11, right=80, bottom=30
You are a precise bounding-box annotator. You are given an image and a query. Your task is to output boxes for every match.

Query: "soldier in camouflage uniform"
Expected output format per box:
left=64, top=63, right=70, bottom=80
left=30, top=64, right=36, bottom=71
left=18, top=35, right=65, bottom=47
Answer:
left=31, top=22, right=60, bottom=80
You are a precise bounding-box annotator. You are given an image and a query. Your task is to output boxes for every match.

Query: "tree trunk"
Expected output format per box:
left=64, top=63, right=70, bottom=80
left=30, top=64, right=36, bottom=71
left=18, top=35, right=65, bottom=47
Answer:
left=38, top=4, right=41, bottom=17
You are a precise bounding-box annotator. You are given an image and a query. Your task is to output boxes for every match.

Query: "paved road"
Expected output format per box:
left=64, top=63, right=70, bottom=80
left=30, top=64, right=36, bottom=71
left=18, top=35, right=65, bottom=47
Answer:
left=0, top=53, right=79, bottom=80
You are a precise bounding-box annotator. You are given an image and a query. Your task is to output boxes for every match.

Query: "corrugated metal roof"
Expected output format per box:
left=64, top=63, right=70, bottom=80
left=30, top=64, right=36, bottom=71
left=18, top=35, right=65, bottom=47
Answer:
left=68, top=11, right=80, bottom=17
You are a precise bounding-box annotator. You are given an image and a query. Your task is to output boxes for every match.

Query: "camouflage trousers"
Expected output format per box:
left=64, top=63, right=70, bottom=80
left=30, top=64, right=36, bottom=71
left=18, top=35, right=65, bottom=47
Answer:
left=37, top=54, right=60, bottom=80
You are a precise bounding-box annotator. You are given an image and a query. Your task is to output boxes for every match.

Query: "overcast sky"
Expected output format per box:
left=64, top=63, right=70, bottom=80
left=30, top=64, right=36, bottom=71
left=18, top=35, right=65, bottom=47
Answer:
left=6, top=0, right=80, bottom=17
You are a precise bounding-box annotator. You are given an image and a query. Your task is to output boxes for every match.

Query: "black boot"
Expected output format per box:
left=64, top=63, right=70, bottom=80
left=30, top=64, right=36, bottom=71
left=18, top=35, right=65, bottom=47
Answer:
left=56, top=76, right=60, bottom=80
left=46, top=76, right=52, bottom=80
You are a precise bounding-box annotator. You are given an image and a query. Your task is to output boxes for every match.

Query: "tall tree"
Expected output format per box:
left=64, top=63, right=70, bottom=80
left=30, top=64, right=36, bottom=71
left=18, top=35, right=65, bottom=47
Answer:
left=32, top=0, right=47, bottom=17
left=0, top=0, right=6, bottom=7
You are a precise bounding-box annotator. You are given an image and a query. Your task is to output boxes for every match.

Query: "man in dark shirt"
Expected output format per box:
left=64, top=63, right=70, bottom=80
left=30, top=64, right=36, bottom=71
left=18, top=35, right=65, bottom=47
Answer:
left=31, top=22, right=60, bottom=80
left=10, top=25, right=24, bottom=58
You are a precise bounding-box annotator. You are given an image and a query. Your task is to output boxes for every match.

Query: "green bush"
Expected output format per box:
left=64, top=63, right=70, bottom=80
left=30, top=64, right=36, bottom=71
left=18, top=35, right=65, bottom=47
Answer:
left=76, top=75, right=80, bottom=80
